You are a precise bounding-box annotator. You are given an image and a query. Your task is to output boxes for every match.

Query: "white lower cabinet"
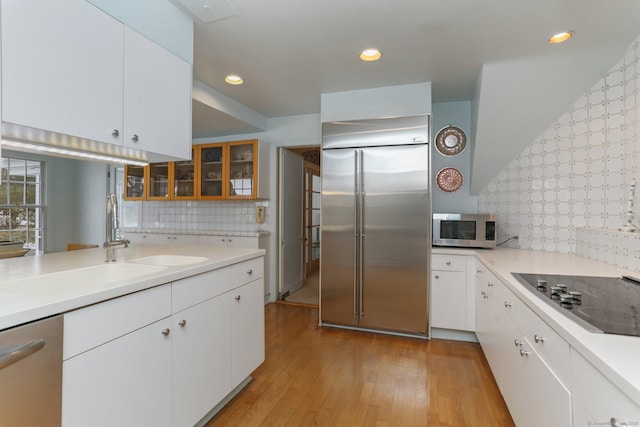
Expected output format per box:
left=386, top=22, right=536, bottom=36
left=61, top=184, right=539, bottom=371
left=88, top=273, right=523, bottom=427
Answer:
left=475, top=262, right=571, bottom=427
left=571, top=349, right=640, bottom=427
left=198, top=234, right=260, bottom=248
left=126, top=232, right=199, bottom=245
left=431, top=254, right=475, bottom=331
left=62, top=257, right=265, bottom=427
left=172, top=293, right=231, bottom=427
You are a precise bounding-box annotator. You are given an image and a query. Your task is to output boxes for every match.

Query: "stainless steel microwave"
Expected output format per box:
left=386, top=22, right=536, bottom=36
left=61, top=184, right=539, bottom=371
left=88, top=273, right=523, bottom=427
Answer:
left=432, top=213, right=497, bottom=248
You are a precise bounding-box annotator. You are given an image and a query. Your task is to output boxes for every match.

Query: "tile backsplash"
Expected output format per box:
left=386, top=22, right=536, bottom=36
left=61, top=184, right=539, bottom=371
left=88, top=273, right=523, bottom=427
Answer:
left=479, top=35, right=640, bottom=271
left=123, top=200, right=270, bottom=233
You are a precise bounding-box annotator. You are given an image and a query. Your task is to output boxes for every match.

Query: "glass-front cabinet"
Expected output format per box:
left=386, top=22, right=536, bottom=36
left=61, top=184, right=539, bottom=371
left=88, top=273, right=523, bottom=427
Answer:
left=227, top=140, right=257, bottom=199
left=173, top=148, right=196, bottom=199
left=124, top=165, right=146, bottom=200
left=147, top=162, right=171, bottom=200
left=123, top=140, right=264, bottom=201
left=198, top=143, right=225, bottom=200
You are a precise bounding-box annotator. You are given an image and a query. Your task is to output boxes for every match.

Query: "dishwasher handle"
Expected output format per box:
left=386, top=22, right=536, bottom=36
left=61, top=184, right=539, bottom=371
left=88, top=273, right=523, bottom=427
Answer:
left=0, top=339, right=46, bottom=370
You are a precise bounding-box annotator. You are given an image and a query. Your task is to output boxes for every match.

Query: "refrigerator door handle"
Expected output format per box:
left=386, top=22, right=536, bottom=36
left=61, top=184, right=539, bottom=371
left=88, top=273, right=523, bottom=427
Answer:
left=353, top=150, right=359, bottom=319
left=358, top=149, right=365, bottom=319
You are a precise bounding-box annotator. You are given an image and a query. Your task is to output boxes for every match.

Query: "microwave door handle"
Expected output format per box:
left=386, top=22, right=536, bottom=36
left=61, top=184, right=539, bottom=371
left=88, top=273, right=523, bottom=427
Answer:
left=0, top=339, right=46, bottom=370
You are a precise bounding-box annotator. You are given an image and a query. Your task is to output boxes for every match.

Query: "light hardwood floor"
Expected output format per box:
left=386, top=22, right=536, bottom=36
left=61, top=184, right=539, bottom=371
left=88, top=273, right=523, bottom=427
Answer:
left=205, top=304, right=514, bottom=426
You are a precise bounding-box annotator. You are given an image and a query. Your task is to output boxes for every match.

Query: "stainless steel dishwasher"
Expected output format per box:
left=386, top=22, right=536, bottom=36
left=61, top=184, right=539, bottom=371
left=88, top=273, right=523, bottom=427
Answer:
left=0, top=315, right=63, bottom=427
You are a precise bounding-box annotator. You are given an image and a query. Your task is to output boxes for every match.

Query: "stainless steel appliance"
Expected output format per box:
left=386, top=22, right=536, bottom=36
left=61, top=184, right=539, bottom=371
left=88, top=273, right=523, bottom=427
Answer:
left=0, top=315, right=63, bottom=426
left=432, top=213, right=496, bottom=248
left=320, top=115, right=430, bottom=337
left=512, top=273, right=640, bottom=337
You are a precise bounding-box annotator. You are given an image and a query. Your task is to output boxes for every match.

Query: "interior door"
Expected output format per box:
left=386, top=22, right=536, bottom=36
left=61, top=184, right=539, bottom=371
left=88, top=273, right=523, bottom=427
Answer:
left=278, top=149, right=304, bottom=297
left=304, top=162, right=321, bottom=275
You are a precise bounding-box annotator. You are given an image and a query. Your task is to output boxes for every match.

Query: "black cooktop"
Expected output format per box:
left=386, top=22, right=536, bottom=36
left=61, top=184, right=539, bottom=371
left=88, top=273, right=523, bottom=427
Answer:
left=511, top=273, right=640, bottom=337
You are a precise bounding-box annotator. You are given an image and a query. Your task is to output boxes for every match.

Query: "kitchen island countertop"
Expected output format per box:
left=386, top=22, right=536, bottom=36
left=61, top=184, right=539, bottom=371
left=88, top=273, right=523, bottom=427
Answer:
left=434, top=246, right=640, bottom=407
left=0, top=244, right=264, bottom=331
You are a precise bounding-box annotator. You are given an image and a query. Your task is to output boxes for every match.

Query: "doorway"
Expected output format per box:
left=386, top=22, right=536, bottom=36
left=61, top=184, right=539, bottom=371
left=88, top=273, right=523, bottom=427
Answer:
left=277, top=146, right=321, bottom=306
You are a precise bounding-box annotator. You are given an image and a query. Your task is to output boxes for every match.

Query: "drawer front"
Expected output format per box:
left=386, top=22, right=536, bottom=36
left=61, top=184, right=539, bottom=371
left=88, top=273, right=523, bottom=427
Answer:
left=432, top=254, right=467, bottom=272
left=64, top=284, right=171, bottom=359
left=229, top=257, right=264, bottom=288
left=497, top=282, right=571, bottom=386
left=172, top=267, right=231, bottom=313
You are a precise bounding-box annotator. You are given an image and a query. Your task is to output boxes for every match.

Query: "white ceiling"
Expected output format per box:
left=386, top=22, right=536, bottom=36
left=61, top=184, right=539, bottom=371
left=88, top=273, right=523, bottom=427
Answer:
left=184, top=0, right=640, bottom=189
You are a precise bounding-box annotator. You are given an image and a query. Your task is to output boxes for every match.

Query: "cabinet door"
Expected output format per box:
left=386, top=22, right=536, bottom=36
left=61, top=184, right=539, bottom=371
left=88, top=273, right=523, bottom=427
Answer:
left=147, top=162, right=172, bottom=200
left=431, top=270, right=467, bottom=330
left=226, top=140, right=258, bottom=199
left=173, top=296, right=232, bottom=427
left=173, top=148, right=196, bottom=199
left=230, top=279, right=265, bottom=388
left=198, top=144, right=226, bottom=199
left=123, top=27, right=192, bottom=159
left=2, top=0, right=124, bottom=145
left=124, top=165, right=146, bottom=200
left=62, top=318, right=172, bottom=427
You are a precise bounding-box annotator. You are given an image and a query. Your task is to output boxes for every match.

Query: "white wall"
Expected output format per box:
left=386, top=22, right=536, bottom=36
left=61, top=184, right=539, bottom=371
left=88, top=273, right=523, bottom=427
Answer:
left=479, top=35, right=640, bottom=272
left=432, top=101, right=477, bottom=214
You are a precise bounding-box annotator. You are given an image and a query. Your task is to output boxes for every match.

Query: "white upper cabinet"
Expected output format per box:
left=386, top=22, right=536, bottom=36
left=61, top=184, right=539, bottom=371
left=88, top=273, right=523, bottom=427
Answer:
left=123, top=26, right=192, bottom=159
left=1, top=0, right=124, bottom=145
left=1, top=0, right=192, bottom=161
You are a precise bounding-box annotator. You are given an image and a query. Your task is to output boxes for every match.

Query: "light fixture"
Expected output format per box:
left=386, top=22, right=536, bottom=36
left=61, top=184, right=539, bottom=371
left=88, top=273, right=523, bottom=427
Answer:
left=360, top=48, right=382, bottom=62
left=1, top=139, right=149, bottom=166
left=548, top=31, right=574, bottom=44
left=225, top=74, right=244, bottom=85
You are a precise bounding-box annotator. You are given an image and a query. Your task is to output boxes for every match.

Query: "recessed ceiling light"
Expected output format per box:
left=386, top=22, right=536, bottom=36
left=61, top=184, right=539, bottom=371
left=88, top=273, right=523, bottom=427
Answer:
left=225, top=75, right=243, bottom=85
left=548, top=31, right=574, bottom=44
left=360, top=49, right=381, bottom=62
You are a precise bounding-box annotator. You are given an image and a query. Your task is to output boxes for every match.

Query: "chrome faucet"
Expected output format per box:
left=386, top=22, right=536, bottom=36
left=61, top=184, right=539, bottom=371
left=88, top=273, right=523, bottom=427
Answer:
left=104, top=193, right=129, bottom=262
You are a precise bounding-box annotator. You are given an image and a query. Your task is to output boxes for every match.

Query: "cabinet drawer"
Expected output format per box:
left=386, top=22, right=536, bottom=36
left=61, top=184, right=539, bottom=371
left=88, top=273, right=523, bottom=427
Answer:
left=229, top=257, right=264, bottom=288
left=432, top=254, right=467, bottom=272
left=496, top=282, right=571, bottom=387
left=64, top=284, right=171, bottom=359
left=172, top=268, right=231, bottom=313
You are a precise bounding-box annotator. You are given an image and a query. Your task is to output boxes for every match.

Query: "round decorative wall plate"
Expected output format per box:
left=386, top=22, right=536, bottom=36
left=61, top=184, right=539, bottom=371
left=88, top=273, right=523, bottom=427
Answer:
left=436, top=167, right=464, bottom=192
left=435, top=126, right=467, bottom=156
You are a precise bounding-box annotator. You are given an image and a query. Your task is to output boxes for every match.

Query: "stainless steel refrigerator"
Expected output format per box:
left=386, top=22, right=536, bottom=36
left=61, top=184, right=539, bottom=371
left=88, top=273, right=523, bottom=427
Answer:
left=320, top=115, right=431, bottom=337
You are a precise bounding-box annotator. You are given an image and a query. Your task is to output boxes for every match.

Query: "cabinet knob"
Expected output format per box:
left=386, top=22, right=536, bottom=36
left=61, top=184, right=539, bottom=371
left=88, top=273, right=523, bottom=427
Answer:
left=131, top=134, right=139, bottom=142
left=434, top=274, right=440, bottom=279
left=534, top=334, right=545, bottom=344
left=235, top=295, right=241, bottom=301
left=514, top=339, right=523, bottom=347
left=504, top=301, right=512, bottom=308
left=112, top=129, right=120, bottom=137
left=519, top=349, right=529, bottom=357
left=488, top=282, right=494, bottom=287
left=178, top=320, right=186, bottom=327
left=228, top=239, right=232, bottom=242
left=477, top=269, right=482, bottom=274
left=446, top=261, right=451, bottom=266
left=161, top=328, right=170, bottom=336
left=247, top=269, right=253, bottom=275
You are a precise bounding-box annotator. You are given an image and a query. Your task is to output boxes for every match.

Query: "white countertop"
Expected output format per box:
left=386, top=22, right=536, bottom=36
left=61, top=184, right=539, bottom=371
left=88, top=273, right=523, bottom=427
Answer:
left=0, top=244, right=265, bottom=331
left=434, top=246, right=640, bottom=406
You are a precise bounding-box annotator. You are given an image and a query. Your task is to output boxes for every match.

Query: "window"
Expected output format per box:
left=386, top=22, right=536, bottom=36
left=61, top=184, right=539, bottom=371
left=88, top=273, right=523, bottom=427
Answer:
left=0, top=156, right=45, bottom=250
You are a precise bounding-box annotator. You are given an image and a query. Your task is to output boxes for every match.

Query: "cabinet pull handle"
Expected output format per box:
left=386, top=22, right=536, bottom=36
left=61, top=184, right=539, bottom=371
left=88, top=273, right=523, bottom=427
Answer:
left=534, top=334, right=545, bottom=344
left=519, top=349, right=529, bottom=357
left=161, top=328, right=170, bottom=336
left=235, top=295, right=241, bottom=301
left=434, top=274, right=440, bottom=279
left=228, top=239, right=232, bottom=242
left=178, top=320, right=186, bottom=327
left=477, top=269, right=482, bottom=274
left=504, top=301, right=512, bottom=308
left=111, top=129, right=119, bottom=137
left=247, top=269, right=253, bottom=275
left=446, top=261, right=451, bottom=266
left=131, top=134, right=139, bottom=142
left=0, top=339, right=45, bottom=370
left=488, top=282, right=494, bottom=287
left=514, top=339, right=523, bottom=347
